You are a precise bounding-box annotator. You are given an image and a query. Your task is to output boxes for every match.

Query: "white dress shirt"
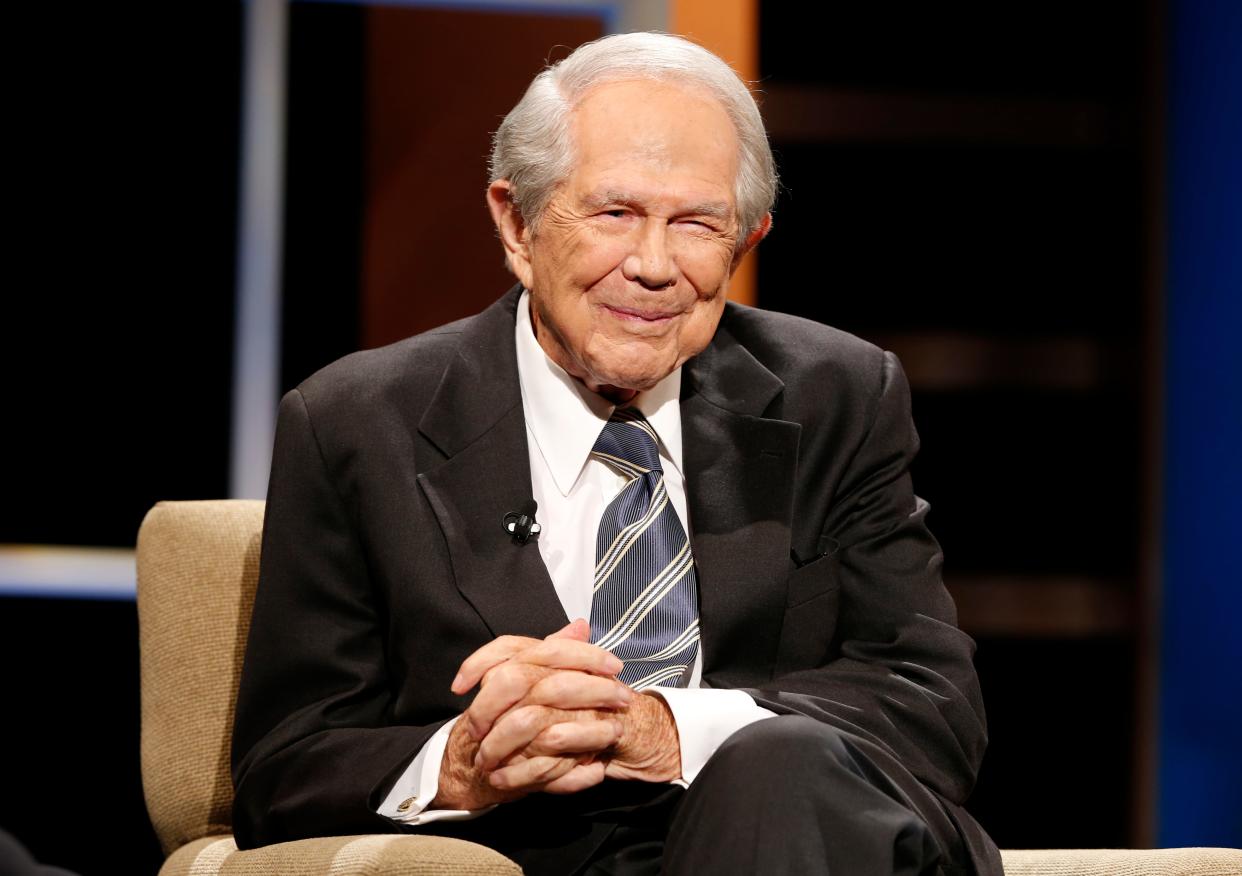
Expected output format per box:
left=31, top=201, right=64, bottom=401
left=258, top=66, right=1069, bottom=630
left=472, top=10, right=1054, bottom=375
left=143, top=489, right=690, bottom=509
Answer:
left=379, top=290, right=774, bottom=824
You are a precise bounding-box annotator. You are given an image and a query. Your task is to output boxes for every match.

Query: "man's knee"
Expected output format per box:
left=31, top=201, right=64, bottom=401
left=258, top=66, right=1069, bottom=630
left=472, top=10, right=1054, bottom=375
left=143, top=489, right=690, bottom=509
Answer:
left=699, top=714, right=860, bottom=792
left=668, top=717, right=942, bottom=875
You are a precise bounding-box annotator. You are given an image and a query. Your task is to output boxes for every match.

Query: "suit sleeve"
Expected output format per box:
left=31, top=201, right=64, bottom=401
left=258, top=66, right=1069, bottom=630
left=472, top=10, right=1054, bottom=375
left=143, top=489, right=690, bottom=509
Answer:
left=230, top=388, right=449, bottom=848
left=742, top=352, right=988, bottom=806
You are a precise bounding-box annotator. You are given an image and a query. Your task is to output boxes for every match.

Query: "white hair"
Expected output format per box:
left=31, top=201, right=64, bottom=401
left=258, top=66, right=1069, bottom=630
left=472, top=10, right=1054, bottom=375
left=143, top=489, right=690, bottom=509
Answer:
left=489, top=31, right=777, bottom=239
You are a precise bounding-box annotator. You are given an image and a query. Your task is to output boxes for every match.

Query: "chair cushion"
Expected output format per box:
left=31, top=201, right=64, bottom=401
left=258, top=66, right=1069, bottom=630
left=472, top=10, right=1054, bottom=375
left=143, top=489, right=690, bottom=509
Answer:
left=138, top=500, right=266, bottom=854
left=1001, top=847, right=1242, bottom=876
left=160, top=835, right=522, bottom=876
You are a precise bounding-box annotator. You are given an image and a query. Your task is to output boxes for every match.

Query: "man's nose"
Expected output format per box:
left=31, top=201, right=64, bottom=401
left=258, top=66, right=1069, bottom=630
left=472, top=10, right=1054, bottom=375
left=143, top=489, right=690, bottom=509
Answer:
left=621, top=221, right=676, bottom=289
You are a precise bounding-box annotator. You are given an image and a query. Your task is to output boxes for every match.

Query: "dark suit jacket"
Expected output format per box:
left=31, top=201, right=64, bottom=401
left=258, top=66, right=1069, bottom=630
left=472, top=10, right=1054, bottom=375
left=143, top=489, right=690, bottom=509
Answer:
left=231, top=287, right=1000, bottom=873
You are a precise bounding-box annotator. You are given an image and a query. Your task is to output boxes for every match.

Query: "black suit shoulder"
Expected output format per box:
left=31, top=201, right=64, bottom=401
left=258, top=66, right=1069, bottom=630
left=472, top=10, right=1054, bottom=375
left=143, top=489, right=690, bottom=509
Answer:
left=294, top=318, right=469, bottom=419
left=722, top=300, right=882, bottom=369
left=719, top=302, right=898, bottom=437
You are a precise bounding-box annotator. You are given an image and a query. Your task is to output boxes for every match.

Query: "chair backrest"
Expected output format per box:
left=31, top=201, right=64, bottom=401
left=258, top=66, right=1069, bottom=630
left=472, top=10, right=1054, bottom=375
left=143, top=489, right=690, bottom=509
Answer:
left=136, top=499, right=265, bottom=856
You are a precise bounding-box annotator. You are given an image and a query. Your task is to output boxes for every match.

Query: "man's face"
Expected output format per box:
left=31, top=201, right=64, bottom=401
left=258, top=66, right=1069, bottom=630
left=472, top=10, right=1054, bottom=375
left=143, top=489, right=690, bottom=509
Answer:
left=497, top=79, right=754, bottom=398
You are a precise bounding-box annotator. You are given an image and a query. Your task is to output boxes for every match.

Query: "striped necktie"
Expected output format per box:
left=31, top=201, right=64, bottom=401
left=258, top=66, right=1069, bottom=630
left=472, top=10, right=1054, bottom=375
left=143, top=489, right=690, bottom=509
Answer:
left=589, top=408, right=700, bottom=690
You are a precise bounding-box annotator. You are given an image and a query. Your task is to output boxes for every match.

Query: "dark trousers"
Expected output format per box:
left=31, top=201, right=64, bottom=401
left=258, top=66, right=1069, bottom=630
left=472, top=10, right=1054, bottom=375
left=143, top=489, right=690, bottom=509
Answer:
left=425, top=715, right=984, bottom=876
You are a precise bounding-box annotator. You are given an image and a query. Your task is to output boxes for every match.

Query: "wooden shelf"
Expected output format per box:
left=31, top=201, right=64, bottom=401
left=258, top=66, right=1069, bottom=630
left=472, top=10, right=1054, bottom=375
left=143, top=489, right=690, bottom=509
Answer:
left=947, top=574, right=1133, bottom=637
left=761, top=85, right=1116, bottom=147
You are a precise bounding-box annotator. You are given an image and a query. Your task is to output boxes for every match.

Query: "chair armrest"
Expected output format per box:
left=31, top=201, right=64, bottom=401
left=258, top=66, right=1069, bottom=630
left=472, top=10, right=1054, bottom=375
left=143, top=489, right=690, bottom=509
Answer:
left=1001, top=847, right=1242, bottom=876
left=160, top=835, right=522, bottom=876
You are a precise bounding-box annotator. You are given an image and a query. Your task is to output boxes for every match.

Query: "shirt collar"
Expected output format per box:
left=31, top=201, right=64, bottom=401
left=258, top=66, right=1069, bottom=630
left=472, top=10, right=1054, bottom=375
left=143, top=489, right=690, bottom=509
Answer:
left=514, top=289, right=684, bottom=496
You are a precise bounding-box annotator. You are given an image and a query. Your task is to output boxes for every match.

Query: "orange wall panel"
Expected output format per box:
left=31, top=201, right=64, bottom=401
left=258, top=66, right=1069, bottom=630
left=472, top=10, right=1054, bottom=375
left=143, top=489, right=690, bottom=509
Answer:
left=362, top=9, right=602, bottom=348
left=670, top=0, right=761, bottom=306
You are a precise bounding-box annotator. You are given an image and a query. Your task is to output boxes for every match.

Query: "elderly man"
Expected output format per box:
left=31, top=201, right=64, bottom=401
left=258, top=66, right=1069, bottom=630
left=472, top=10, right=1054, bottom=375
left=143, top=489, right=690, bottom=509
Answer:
left=231, top=32, right=1000, bottom=875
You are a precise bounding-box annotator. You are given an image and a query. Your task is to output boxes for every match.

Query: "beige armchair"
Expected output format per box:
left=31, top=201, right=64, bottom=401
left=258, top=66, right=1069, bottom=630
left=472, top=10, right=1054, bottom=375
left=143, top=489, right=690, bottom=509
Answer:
left=136, top=500, right=1242, bottom=876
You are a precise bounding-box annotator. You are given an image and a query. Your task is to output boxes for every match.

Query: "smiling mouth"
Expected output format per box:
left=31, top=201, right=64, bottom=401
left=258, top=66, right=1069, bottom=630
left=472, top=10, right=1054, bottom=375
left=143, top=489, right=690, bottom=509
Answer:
left=602, top=304, right=680, bottom=323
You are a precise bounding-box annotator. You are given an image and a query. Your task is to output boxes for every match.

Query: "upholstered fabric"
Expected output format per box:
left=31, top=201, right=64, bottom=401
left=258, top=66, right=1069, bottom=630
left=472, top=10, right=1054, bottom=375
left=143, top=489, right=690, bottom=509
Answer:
left=138, top=500, right=265, bottom=856
left=137, top=499, right=1240, bottom=875
left=137, top=500, right=523, bottom=875
left=1001, top=847, right=1242, bottom=875
left=160, top=835, right=522, bottom=876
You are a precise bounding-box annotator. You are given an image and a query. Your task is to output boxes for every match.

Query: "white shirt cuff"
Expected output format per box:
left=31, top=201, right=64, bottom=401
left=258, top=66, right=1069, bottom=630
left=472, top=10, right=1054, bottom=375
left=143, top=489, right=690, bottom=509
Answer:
left=647, top=687, right=777, bottom=785
left=377, top=716, right=496, bottom=825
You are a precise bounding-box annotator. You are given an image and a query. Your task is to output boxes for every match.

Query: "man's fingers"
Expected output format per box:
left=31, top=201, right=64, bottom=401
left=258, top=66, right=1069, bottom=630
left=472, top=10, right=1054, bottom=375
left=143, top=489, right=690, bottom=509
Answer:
left=463, top=664, right=540, bottom=741
left=522, top=718, right=623, bottom=758
left=486, top=754, right=577, bottom=791
left=504, top=638, right=622, bottom=677
left=527, top=672, right=633, bottom=711
left=461, top=641, right=624, bottom=741
left=467, top=668, right=630, bottom=741
left=451, top=621, right=601, bottom=695
left=451, top=634, right=541, bottom=695
left=474, top=704, right=560, bottom=770
left=541, top=761, right=608, bottom=794
left=475, top=706, right=620, bottom=771
left=546, top=617, right=591, bottom=642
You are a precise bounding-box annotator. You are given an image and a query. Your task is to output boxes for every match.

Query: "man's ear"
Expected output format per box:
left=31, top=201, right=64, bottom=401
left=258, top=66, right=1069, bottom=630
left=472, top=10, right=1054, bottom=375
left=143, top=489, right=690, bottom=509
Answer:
left=732, top=212, right=773, bottom=269
left=487, top=180, right=534, bottom=288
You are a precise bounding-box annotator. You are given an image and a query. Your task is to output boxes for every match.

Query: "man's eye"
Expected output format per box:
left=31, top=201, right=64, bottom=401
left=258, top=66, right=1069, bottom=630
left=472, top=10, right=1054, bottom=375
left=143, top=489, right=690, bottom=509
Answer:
left=605, top=210, right=627, bottom=218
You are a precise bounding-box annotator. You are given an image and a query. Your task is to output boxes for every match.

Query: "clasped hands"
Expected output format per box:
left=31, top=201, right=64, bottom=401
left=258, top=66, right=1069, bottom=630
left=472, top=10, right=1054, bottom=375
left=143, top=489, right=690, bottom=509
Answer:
left=433, top=619, right=682, bottom=810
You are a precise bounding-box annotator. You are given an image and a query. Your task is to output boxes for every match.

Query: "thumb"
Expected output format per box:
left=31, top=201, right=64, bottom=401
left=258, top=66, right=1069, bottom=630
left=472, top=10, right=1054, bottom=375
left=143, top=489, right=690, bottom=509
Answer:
left=546, top=618, right=591, bottom=642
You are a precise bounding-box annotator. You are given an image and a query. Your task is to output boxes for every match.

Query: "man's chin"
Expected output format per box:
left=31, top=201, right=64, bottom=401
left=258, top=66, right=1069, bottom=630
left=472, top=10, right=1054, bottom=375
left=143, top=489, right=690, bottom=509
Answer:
left=583, top=366, right=668, bottom=401
left=593, top=384, right=641, bottom=405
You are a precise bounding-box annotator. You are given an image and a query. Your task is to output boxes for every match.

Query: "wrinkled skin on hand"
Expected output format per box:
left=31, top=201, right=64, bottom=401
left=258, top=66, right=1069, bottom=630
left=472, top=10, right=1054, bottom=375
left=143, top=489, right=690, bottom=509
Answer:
left=432, top=620, right=682, bottom=810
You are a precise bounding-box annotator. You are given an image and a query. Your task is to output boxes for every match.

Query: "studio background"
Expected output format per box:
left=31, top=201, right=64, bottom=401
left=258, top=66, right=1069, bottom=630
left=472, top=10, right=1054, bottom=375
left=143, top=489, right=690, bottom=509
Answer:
left=3, top=2, right=1238, bottom=874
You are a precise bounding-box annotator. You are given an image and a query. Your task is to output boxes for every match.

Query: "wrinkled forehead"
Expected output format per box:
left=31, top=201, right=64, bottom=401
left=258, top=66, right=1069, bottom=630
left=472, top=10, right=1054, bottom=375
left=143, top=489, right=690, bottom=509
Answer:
left=563, top=79, right=741, bottom=196
left=567, top=78, right=738, bottom=147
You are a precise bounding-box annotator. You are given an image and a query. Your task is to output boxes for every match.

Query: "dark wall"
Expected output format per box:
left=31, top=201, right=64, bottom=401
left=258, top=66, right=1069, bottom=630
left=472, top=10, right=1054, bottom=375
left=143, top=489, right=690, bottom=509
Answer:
left=6, top=5, right=240, bottom=549
left=1, top=599, right=161, bottom=875
left=4, top=6, right=241, bottom=873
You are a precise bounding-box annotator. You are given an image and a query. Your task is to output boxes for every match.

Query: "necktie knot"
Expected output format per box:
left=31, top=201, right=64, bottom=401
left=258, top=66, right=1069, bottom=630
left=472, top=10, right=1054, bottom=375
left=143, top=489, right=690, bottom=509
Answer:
left=592, top=409, right=663, bottom=477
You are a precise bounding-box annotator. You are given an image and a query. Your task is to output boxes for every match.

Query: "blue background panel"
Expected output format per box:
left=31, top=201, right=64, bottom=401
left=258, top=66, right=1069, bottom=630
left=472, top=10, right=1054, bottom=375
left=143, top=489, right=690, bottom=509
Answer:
left=1160, top=0, right=1242, bottom=849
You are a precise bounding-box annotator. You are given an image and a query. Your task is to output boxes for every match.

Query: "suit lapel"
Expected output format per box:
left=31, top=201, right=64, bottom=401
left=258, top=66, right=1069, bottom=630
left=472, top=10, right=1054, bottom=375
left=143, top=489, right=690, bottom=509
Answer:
left=416, top=288, right=569, bottom=639
left=682, top=309, right=801, bottom=684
